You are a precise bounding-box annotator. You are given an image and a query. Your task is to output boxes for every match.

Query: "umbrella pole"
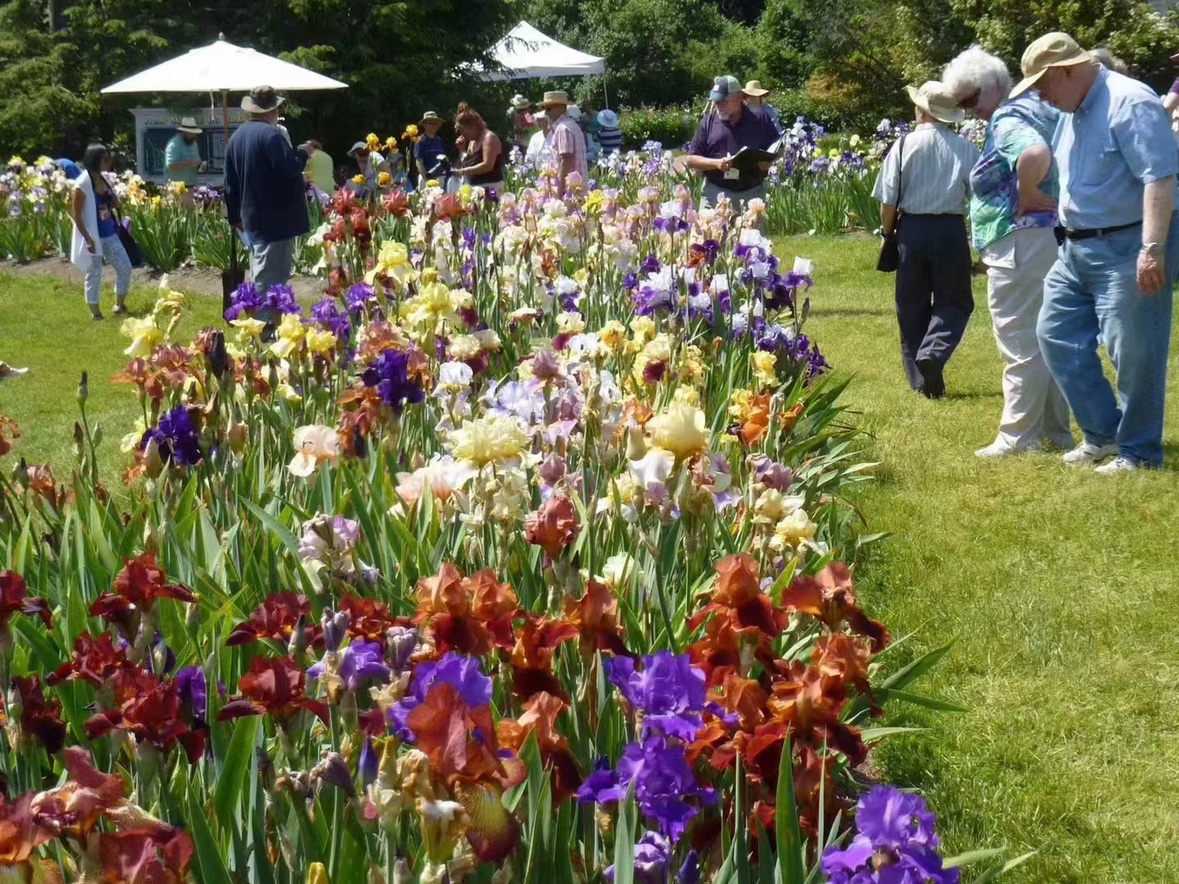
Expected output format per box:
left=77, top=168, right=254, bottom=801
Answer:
left=602, top=71, right=610, bottom=110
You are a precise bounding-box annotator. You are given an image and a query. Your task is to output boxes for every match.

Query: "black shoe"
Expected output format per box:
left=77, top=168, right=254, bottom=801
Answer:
left=917, top=358, right=945, bottom=399
left=90, top=311, right=104, bottom=321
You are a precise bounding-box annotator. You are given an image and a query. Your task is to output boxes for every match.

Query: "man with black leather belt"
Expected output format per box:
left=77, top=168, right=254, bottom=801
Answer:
left=1012, top=33, right=1178, bottom=472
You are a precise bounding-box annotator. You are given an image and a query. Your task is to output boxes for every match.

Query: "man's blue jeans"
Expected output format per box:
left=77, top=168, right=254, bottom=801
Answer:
left=1037, top=219, right=1178, bottom=466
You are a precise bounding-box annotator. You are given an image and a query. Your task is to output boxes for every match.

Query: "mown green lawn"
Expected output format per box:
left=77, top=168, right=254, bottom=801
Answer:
left=2, top=240, right=1179, bottom=882
left=0, top=274, right=224, bottom=486
left=777, top=234, right=1179, bottom=884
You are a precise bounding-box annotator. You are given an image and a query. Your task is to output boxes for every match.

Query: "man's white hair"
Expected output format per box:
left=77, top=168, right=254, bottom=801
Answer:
left=942, top=45, right=1013, bottom=102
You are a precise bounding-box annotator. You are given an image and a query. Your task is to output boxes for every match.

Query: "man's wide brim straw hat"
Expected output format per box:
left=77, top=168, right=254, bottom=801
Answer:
left=905, top=81, right=965, bottom=124
left=420, top=111, right=444, bottom=126
left=540, top=91, right=570, bottom=108
left=1010, top=32, right=1092, bottom=97
left=176, top=117, right=203, bottom=135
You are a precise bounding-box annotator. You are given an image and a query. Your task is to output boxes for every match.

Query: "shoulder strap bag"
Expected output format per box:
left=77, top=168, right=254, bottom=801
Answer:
left=876, top=135, right=906, bottom=273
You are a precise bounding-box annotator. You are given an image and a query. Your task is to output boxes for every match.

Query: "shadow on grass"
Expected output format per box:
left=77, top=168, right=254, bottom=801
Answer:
left=817, top=308, right=895, bottom=318
left=941, top=390, right=1002, bottom=401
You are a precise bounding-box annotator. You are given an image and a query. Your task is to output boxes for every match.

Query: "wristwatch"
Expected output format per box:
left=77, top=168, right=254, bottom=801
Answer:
left=1141, top=242, right=1163, bottom=256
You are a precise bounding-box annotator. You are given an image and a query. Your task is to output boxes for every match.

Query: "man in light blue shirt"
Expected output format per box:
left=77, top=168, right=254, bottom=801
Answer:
left=1012, top=32, right=1177, bottom=471
left=165, top=118, right=204, bottom=187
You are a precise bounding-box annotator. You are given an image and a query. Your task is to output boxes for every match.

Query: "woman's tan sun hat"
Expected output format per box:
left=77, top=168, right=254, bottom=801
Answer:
left=743, top=80, right=770, bottom=97
left=1010, top=32, right=1092, bottom=97
left=905, top=81, right=965, bottom=124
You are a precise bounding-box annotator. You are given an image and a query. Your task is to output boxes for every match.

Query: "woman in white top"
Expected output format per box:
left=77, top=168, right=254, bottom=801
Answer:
left=70, top=144, right=132, bottom=320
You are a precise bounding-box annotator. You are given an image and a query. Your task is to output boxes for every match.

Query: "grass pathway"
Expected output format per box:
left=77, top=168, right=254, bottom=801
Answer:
left=779, top=234, right=1179, bottom=883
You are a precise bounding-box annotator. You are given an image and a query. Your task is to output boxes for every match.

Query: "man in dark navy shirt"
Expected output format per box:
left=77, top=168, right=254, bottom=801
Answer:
left=225, top=85, right=310, bottom=296
left=414, top=111, right=450, bottom=187
left=684, top=75, right=779, bottom=211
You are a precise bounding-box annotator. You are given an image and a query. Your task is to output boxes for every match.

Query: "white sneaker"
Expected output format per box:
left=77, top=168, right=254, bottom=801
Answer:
left=975, top=440, right=1027, bottom=459
left=1062, top=442, right=1118, bottom=467
left=1094, top=456, right=1138, bottom=475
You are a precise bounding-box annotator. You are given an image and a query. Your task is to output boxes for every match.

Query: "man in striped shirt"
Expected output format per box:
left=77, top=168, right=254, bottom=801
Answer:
left=542, top=91, right=588, bottom=196
left=874, top=81, right=981, bottom=398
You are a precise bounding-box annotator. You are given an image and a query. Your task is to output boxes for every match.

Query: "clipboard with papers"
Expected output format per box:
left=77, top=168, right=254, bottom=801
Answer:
left=727, top=137, right=784, bottom=174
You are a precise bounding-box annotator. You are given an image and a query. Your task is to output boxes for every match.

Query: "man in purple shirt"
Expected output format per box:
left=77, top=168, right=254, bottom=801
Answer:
left=685, top=75, right=780, bottom=211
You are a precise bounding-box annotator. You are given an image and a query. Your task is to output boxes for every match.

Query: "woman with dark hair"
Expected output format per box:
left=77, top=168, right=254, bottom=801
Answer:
left=453, top=104, right=504, bottom=192
left=70, top=143, right=132, bottom=320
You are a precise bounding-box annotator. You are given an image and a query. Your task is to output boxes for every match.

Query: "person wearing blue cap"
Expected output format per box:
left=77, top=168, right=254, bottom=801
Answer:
left=684, top=75, right=779, bottom=211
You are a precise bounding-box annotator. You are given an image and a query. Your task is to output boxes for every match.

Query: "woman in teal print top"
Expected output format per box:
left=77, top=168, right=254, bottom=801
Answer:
left=943, top=46, right=1074, bottom=459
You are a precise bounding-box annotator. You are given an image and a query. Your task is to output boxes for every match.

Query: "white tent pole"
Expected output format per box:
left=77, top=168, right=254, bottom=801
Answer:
left=602, top=70, right=610, bottom=110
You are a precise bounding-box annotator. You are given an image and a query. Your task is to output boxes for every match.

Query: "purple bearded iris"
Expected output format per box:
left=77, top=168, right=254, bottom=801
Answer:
left=345, top=283, right=376, bottom=313
left=174, top=666, right=208, bottom=728
left=362, top=349, right=425, bottom=412
left=308, top=640, right=392, bottom=694
left=820, top=786, right=959, bottom=884
left=578, top=736, right=716, bottom=843
left=605, top=831, right=671, bottom=883
left=388, top=652, right=493, bottom=741
left=606, top=651, right=730, bottom=742
left=142, top=406, right=202, bottom=466
left=311, top=299, right=351, bottom=339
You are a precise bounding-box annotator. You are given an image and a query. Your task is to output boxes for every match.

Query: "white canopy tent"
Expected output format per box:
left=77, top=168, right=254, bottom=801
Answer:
left=479, top=21, right=610, bottom=106
left=102, top=37, right=348, bottom=96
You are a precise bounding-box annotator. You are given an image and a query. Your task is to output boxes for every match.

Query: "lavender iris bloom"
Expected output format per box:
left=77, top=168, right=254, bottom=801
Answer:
left=388, top=652, right=493, bottom=741
left=308, top=640, right=392, bottom=694
left=820, top=786, right=959, bottom=884
left=606, top=651, right=730, bottom=742
left=605, top=831, right=671, bottom=883
left=578, top=736, right=716, bottom=842
left=311, top=299, right=352, bottom=339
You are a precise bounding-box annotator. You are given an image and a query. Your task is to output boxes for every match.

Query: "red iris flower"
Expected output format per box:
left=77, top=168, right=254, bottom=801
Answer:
left=780, top=563, right=889, bottom=652
left=31, top=747, right=128, bottom=840
left=509, top=616, right=579, bottom=702
left=383, top=189, right=410, bottom=217
left=97, top=827, right=195, bottom=884
left=0, top=792, right=54, bottom=868
left=523, top=495, right=581, bottom=559
left=226, top=592, right=315, bottom=647
left=0, top=571, right=51, bottom=630
left=90, top=553, right=195, bottom=639
left=48, top=632, right=130, bottom=686
left=407, top=681, right=523, bottom=862
left=688, top=554, right=789, bottom=682
left=414, top=564, right=518, bottom=657
left=6, top=675, right=67, bottom=754
left=85, top=668, right=207, bottom=764
left=562, top=578, right=629, bottom=657
left=497, top=692, right=581, bottom=802
left=341, top=595, right=411, bottom=646
left=217, top=657, right=330, bottom=726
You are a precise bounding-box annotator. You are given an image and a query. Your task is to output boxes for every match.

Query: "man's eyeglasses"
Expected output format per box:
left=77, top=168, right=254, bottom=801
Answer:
left=958, top=88, right=981, bottom=110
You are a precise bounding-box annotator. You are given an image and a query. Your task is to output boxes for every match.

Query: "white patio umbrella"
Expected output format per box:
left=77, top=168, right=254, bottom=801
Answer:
left=103, top=37, right=348, bottom=309
left=102, top=37, right=348, bottom=140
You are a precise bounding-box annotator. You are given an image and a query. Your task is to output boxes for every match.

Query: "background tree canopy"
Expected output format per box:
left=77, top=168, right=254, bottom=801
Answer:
left=1, top=0, right=1177, bottom=157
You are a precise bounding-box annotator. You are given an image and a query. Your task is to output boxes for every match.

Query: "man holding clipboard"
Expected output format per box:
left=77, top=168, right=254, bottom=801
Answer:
left=684, top=75, right=781, bottom=211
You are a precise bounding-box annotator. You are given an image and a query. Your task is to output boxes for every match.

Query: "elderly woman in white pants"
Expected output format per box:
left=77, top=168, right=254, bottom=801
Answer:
left=70, top=143, right=132, bottom=321
left=943, top=47, right=1073, bottom=457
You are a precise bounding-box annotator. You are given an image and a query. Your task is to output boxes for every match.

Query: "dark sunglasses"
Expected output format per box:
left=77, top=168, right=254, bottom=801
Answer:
left=958, top=88, right=981, bottom=110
